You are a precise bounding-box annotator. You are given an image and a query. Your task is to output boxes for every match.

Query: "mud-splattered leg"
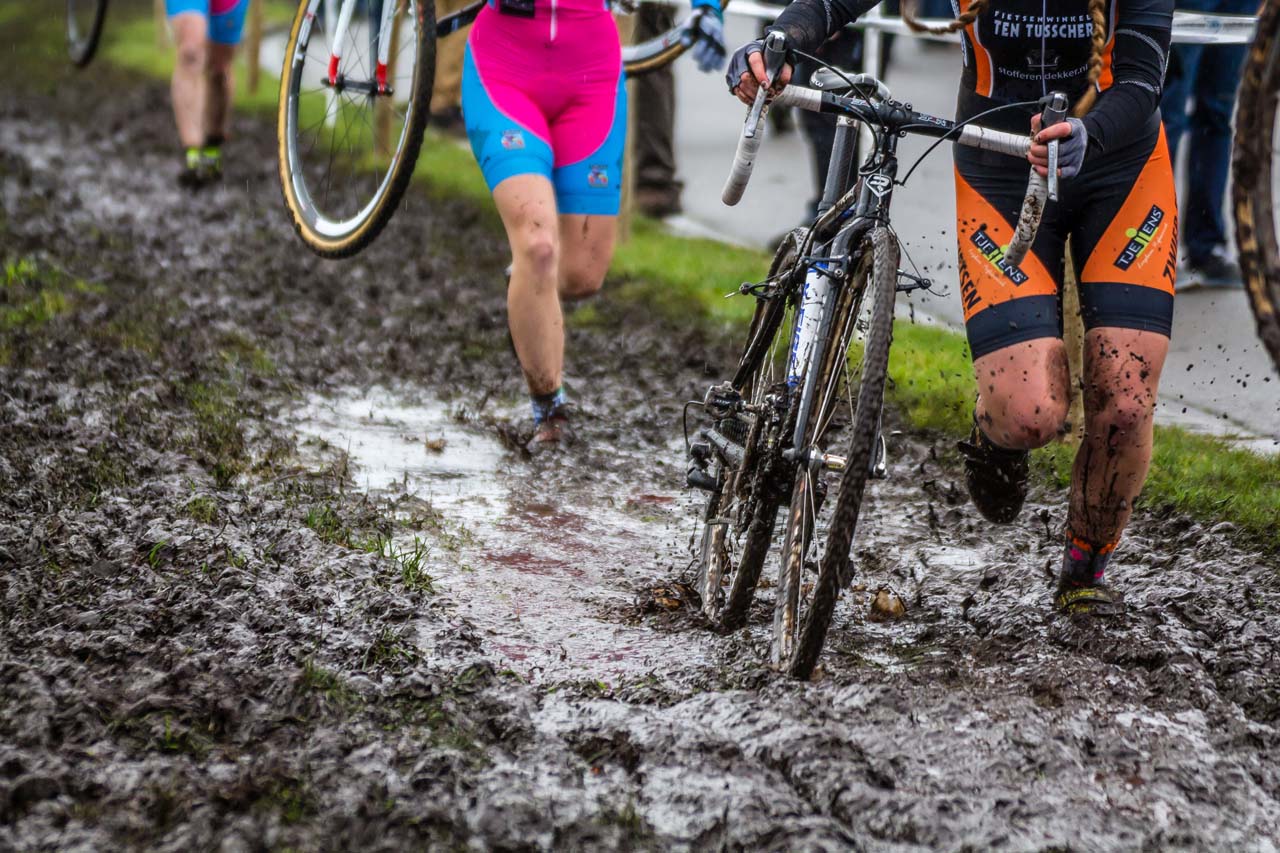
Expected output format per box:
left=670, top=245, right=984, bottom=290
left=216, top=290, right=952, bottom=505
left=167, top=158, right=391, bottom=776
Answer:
left=557, top=214, right=616, bottom=302
left=972, top=338, right=1072, bottom=450
left=1070, top=327, right=1169, bottom=543
left=494, top=174, right=564, bottom=397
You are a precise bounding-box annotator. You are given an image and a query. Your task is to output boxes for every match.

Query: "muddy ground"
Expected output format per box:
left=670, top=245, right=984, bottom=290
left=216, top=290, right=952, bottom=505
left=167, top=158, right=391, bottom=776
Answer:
left=3, top=12, right=1280, bottom=851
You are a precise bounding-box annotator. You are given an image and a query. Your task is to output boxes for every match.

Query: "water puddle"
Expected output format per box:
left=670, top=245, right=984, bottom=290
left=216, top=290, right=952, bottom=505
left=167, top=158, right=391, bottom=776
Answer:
left=292, top=388, right=715, bottom=686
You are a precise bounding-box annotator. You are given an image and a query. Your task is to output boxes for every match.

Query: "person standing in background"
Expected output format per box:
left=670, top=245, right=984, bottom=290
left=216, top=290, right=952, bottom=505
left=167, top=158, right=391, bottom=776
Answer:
left=631, top=0, right=727, bottom=217
left=167, top=0, right=247, bottom=187
left=1160, top=0, right=1252, bottom=288
left=430, top=0, right=472, bottom=131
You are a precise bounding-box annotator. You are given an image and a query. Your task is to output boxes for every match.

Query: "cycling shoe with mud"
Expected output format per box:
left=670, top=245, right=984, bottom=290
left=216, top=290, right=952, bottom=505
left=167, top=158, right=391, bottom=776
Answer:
left=528, top=411, right=574, bottom=454
left=178, top=145, right=223, bottom=190
left=1055, top=582, right=1125, bottom=616
left=957, top=418, right=1029, bottom=524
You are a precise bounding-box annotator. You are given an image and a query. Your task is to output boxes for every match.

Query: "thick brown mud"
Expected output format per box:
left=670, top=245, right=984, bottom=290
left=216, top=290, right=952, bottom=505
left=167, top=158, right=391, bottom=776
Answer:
left=3, top=13, right=1280, bottom=850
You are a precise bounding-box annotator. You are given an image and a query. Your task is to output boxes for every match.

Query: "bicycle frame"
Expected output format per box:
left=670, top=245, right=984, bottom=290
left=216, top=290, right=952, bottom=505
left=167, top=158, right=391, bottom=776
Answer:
left=777, top=113, right=897, bottom=468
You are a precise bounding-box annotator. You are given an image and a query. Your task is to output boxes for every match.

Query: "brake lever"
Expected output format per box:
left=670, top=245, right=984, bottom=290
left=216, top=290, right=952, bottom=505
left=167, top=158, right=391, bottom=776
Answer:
left=745, top=31, right=789, bottom=138
left=1039, top=92, right=1069, bottom=201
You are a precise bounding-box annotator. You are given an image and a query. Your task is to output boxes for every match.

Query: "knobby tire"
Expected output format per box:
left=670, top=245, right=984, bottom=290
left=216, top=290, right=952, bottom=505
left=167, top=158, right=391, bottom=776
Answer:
left=785, top=227, right=898, bottom=680
left=1232, top=0, right=1280, bottom=374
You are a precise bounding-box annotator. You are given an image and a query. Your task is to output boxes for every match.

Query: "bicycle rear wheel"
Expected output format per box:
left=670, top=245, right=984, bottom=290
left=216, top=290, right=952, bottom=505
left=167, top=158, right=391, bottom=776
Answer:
left=278, top=0, right=435, bottom=259
left=695, top=229, right=806, bottom=629
left=622, top=0, right=728, bottom=78
left=67, top=0, right=109, bottom=68
left=1233, top=0, right=1280, bottom=374
left=774, top=227, right=898, bottom=680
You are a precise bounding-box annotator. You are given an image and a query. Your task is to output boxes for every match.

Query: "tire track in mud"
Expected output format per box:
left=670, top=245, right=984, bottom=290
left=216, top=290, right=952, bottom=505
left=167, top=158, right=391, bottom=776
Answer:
left=1, top=39, right=1280, bottom=849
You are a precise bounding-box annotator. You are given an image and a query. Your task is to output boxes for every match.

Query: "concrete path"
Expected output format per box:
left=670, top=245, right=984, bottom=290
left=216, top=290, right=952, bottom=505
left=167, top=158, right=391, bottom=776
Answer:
left=667, top=20, right=1280, bottom=448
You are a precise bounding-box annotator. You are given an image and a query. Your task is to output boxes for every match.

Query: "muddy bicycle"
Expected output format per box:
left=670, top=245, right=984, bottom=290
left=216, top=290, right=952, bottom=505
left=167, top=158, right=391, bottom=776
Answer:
left=686, top=32, right=1060, bottom=679
left=1233, top=0, right=1280, bottom=374
left=276, top=0, right=726, bottom=258
left=67, top=0, right=110, bottom=67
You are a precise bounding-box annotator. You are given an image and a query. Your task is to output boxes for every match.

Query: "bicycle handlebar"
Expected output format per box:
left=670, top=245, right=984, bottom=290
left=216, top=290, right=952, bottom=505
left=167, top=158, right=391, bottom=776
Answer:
left=726, top=73, right=1061, bottom=275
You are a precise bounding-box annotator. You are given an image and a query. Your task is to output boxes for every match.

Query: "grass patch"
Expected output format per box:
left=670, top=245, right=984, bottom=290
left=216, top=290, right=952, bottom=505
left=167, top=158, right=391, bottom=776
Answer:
left=304, top=503, right=351, bottom=545
left=361, top=533, right=434, bottom=592
left=179, top=381, right=248, bottom=488
left=1, top=256, right=101, bottom=335
left=184, top=495, right=218, bottom=524
left=299, top=659, right=359, bottom=708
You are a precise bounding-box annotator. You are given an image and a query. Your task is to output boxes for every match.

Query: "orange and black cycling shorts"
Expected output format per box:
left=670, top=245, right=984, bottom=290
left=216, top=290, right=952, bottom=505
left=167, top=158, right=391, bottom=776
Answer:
left=953, top=125, right=1177, bottom=360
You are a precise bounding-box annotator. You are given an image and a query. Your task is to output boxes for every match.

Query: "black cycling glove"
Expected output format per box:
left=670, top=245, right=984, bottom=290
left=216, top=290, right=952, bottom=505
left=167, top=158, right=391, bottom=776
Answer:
left=724, top=37, right=766, bottom=93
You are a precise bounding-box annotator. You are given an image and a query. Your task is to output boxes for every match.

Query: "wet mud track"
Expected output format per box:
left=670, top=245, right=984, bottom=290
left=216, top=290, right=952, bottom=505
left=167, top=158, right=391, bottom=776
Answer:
left=3, top=22, right=1280, bottom=850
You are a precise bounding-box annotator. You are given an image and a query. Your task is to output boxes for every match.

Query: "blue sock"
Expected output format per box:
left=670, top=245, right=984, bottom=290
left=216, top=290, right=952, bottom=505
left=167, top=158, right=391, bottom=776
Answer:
left=530, top=387, right=566, bottom=425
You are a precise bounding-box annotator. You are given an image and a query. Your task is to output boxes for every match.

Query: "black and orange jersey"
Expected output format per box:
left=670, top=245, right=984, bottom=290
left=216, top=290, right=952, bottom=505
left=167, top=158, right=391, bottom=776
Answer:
left=772, top=0, right=1173, bottom=153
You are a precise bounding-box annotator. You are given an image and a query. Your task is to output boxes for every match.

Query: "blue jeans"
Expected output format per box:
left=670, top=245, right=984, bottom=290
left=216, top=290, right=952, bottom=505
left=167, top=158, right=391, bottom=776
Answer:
left=1160, top=0, right=1253, bottom=264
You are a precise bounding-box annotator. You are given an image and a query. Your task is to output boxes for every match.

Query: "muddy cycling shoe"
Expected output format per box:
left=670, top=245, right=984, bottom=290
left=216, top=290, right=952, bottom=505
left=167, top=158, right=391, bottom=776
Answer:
left=177, top=146, right=223, bottom=190
left=1054, top=582, right=1125, bottom=616
left=956, top=421, right=1029, bottom=524
left=527, top=412, right=574, bottom=455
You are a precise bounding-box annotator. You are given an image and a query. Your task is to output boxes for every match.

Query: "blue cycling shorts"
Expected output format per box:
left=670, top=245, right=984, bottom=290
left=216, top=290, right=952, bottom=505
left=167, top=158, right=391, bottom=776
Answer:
left=166, top=0, right=248, bottom=46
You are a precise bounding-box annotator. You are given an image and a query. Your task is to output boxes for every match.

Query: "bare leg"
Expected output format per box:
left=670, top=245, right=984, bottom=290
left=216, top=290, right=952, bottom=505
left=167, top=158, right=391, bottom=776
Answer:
left=1069, top=328, right=1169, bottom=543
left=558, top=213, right=616, bottom=302
left=494, top=175, right=564, bottom=396
left=170, top=13, right=209, bottom=148
left=205, top=42, right=237, bottom=141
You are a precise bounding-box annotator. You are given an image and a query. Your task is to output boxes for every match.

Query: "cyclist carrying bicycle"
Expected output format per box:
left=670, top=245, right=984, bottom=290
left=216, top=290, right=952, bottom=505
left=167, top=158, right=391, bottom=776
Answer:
left=729, top=0, right=1176, bottom=614
left=462, top=0, right=726, bottom=451
left=166, top=0, right=246, bottom=187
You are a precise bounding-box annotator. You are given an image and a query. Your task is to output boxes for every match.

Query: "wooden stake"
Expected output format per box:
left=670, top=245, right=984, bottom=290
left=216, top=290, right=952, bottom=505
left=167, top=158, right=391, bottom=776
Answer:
left=154, top=0, right=168, bottom=51
left=615, top=13, right=636, bottom=243
left=245, top=0, right=265, bottom=94
left=375, top=2, right=406, bottom=158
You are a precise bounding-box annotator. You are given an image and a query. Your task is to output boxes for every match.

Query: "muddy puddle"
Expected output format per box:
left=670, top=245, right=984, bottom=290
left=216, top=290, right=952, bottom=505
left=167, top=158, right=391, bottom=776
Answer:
left=292, top=387, right=721, bottom=686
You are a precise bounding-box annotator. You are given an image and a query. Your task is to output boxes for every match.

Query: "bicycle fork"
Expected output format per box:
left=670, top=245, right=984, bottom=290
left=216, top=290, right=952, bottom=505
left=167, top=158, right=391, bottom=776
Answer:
left=783, top=255, right=889, bottom=481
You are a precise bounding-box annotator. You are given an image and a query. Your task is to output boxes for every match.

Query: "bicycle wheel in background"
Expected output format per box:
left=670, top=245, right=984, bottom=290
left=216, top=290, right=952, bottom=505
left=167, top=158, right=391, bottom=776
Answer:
left=694, top=229, right=806, bottom=629
left=278, top=0, right=435, bottom=259
left=622, top=0, right=728, bottom=77
left=774, top=227, right=899, bottom=680
left=1232, top=0, right=1280, bottom=374
left=67, top=0, right=109, bottom=68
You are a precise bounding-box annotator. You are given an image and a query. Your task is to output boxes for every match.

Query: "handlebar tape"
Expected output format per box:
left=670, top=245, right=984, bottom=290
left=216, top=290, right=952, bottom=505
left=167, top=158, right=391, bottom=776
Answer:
left=1005, top=91, right=1068, bottom=268
left=721, top=105, right=765, bottom=205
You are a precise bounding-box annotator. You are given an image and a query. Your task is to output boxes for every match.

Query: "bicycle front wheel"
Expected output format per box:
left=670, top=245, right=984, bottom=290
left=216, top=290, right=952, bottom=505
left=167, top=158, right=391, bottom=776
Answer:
left=67, top=0, right=109, bottom=68
left=1233, top=0, right=1280, bottom=374
left=774, top=227, right=898, bottom=680
left=278, top=0, right=435, bottom=258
